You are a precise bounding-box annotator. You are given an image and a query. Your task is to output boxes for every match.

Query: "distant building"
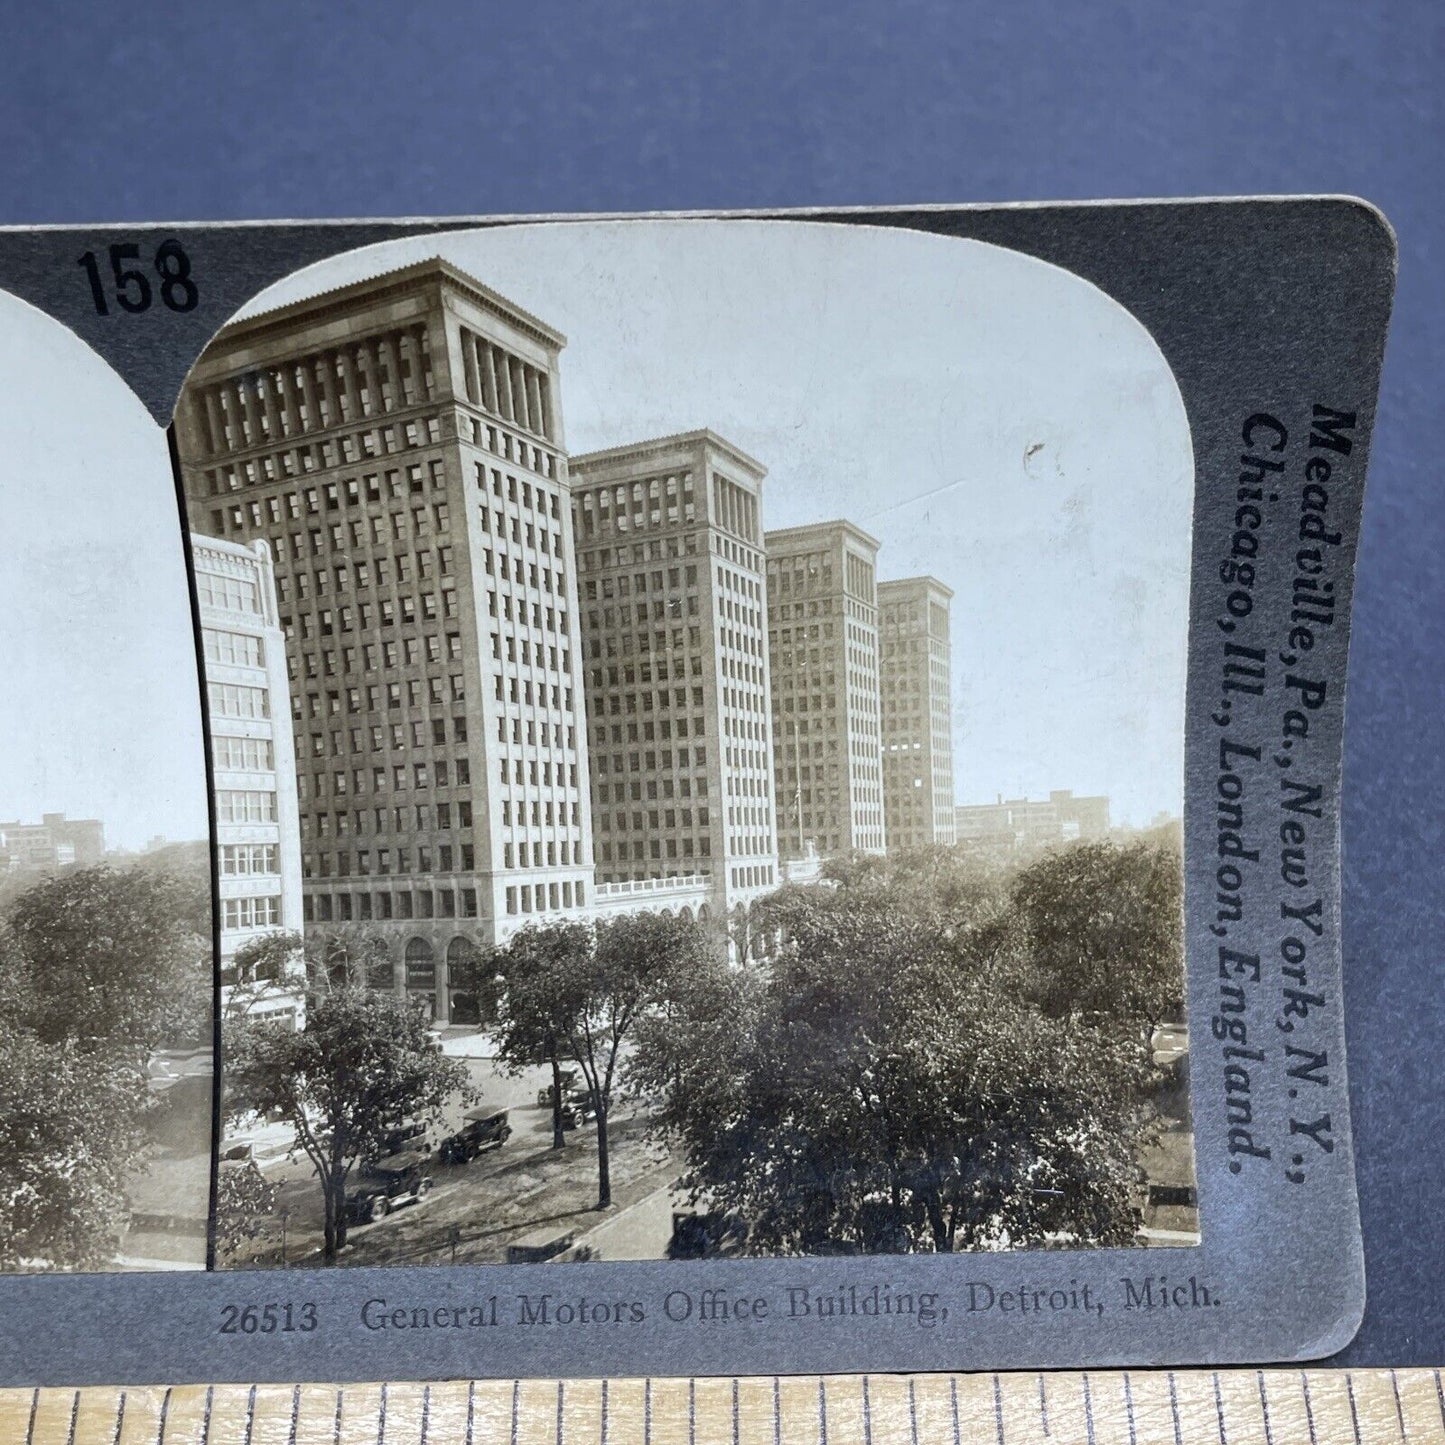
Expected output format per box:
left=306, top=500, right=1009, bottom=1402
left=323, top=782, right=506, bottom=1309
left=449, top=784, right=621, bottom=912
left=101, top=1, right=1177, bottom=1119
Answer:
left=765, top=520, right=885, bottom=859
left=879, top=577, right=956, bottom=850
left=193, top=534, right=306, bottom=1027
left=954, top=789, right=1111, bottom=850
left=0, top=812, right=104, bottom=870
left=571, top=430, right=780, bottom=921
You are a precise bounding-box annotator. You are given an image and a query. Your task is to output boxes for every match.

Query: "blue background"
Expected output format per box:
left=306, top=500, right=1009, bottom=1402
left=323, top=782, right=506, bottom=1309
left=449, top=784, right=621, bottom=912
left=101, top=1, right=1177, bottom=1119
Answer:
left=0, top=0, right=1439, bottom=1367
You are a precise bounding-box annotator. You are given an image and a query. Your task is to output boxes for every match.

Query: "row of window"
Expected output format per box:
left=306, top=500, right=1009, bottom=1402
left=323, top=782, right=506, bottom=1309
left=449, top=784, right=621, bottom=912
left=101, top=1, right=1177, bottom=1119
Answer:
left=217, top=789, right=277, bottom=823
left=203, top=627, right=265, bottom=668
left=576, top=533, right=701, bottom=572
left=196, top=414, right=442, bottom=498
left=221, top=895, right=281, bottom=930
left=306, top=883, right=484, bottom=925
left=600, top=837, right=712, bottom=862
left=196, top=571, right=261, bottom=617
left=212, top=735, right=276, bottom=772
left=220, top=843, right=280, bottom=875
left=278, top=550, right=453, bottom=609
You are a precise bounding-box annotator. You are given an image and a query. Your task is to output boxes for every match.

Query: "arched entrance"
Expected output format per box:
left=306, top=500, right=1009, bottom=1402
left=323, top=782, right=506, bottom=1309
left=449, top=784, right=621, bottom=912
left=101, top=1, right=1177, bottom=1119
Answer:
left=404, top=936, right=437, bottom=1020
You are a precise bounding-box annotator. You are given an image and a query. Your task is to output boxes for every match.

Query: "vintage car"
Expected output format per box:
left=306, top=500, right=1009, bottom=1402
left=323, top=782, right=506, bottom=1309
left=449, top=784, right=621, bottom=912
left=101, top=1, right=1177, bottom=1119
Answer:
left=378, top=1118, right=432, bottom=1158
left=668, top=1209, right=747, bottom=1260
left=439, top=1107, right=512, bottom=1164
left=345, top=1152, right=432, bottom=1225
left=536, top=1068, right=580, bottom=1109
left=536, top=1071, right=596, bottom=1128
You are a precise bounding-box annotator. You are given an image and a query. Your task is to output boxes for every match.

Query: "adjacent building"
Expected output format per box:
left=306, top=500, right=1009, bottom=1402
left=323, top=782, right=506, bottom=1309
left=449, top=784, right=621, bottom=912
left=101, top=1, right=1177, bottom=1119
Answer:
left=0, top=812, right=104, bottom=870
left=193, top=534, right=306, bottom=1026
left=571, top=431, right=780, bottom=918
left=764, top=520, right=885, bottom=859
left=954, top=789, right=1111, bottom=850
left=878, top=577, right=956, bottom=850
left=174, top=259, right=595, bottom=1020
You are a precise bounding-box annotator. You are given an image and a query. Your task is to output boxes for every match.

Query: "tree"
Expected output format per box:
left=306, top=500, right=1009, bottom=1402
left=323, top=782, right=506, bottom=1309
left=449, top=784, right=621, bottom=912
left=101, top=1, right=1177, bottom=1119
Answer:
left=1010, top=841, right=1183, bottom=1029
left=224, top=930, right=306, bottom=1020
left=2, top=865, right=209, bottom=1059
left=494, top=913, right=715, bottom=1209
left=635, top=873, right=1161, bottom=1255
left=213, top=1156, right=278, bottom=1268
left=223, top=984, right=469, bottom=1261
left=490, top=923, right=587, bottom=1153
left=0, top=1023, right=150, bottom=1271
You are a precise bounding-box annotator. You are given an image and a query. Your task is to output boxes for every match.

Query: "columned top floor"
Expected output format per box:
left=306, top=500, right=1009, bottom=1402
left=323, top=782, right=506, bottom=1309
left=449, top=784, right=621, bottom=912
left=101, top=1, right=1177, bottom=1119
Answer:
left=878, top=575, right=954, bottom=639
left=765, top=518, right=881, bottom=611
left=176, top=259, right=569, bottom=470
left=570, top=430, right=766, bottom=552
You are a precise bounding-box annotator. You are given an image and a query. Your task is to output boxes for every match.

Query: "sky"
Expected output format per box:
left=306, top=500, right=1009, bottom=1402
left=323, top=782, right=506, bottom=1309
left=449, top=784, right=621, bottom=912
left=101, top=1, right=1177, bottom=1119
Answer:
left=0, top=219, right=1190, bottom=847
left=0, top=295, right=208, bottom=851
left=243, top=220, right=1192, bottom=826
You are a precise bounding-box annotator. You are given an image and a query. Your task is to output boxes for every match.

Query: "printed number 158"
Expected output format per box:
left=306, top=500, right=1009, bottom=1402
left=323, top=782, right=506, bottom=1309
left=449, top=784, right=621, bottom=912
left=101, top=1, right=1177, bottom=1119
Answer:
left=77, top=241, right=198, bottom=315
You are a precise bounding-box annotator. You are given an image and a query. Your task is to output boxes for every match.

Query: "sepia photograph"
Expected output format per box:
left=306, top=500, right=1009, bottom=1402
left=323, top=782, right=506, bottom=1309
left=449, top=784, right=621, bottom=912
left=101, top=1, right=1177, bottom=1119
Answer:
left=173, top=220, right=1198, bottom=1270
left=0, top=298, right=213, bottom=1273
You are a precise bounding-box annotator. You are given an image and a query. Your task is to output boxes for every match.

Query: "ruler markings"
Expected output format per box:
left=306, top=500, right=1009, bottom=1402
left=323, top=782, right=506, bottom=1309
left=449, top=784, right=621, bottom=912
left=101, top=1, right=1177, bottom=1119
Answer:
left=1304, top=1371, right=1320, bottom=1445
left=1257, top=1373, right=1273, bottom=1445
left=14, top=1372, right=1445, bottom=1444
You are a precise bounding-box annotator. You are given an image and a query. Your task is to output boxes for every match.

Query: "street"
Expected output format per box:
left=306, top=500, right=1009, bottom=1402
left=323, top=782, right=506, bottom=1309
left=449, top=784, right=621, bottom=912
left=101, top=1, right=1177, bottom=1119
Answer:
left=227, top=1035, right=683, bottom=1269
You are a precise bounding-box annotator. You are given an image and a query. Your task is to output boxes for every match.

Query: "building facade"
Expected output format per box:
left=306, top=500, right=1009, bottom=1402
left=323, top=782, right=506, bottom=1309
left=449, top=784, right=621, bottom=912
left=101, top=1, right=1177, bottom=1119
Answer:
left=0, top=812, right=104, bottom=870
left=955, top=789, right=1111, bottom=850
left=764, top=520, right=885, bottom=859
left=570, top=431, right=780, bottom=921
left=878, top=576, right=956, bottom=850
left=174, top=259, right=595, bottom=1021
left=193, top=534, right=306, bottom=1025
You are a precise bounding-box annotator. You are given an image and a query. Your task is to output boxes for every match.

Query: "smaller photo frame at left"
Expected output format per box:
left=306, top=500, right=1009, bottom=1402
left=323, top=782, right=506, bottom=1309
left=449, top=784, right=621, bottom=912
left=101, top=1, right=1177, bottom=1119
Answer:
left=0, top=292, right=214, bottom=1274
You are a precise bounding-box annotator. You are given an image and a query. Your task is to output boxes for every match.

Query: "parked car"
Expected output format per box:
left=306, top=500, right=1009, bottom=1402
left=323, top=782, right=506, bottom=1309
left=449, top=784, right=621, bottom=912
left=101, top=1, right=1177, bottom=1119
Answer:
left=668, top=1209, right=747, bottom=1260
left=439, top=1108, right=512, bottom=1164
left=536, top=1069, right=580, bottom=1110
left=559, top=1089, right=596, bottom=1129
left=345, top=1153, right=432, bottom=1225
left=379, top=1119, right=431, bottom=1157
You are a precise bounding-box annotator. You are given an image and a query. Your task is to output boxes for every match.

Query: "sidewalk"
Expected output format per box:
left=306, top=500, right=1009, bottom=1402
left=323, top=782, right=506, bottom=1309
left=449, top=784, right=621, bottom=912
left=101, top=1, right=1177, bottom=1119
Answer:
left=567, top=1180, right=681, bottom=1262
left=437, top=1025, right=497, bottom=1060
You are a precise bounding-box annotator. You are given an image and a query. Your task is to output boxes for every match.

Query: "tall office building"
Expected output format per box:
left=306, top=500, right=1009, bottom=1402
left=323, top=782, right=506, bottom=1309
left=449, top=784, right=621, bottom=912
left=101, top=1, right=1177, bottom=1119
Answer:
left=764, top=520, right=885, bottom=859
left=570, top=431, right=780, bottom=917
left=878, top=576, right=956, bottom=850
left=193, top=534, right=305, bottom=1026
left=174, top=259, right=594, bottom=1021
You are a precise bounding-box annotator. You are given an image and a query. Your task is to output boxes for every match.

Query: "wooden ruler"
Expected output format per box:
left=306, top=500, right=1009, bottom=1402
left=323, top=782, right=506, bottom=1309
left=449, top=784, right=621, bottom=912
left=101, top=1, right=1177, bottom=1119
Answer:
left=2, top=1370, right=1442, bottom=1444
